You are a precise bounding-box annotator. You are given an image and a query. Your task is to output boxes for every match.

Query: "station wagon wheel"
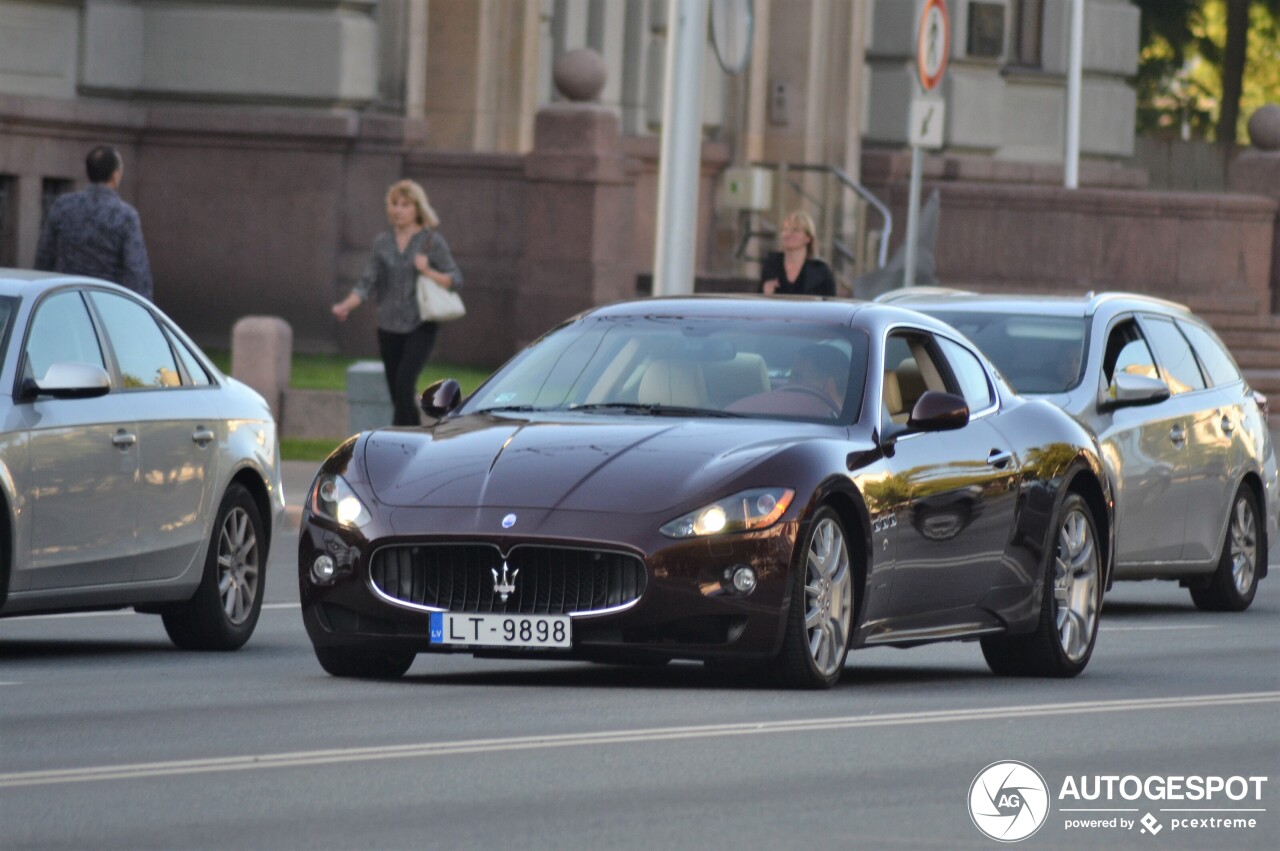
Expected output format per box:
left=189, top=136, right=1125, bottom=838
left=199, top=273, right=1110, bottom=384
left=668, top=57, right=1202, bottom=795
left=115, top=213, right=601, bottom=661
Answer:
left=982, top=491, right=1101, bottom=677
left=1191, top=486, right=1260, bottom=612
left=774, top=506, right=853, bottom=689
left=162, top=484, right=267, bottom=651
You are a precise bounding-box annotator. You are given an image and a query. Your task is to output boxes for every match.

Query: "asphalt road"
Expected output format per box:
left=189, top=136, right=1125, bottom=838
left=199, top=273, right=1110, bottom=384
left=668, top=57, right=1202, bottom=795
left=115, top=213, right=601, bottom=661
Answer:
left=2, top=514, right=1278, bottom=850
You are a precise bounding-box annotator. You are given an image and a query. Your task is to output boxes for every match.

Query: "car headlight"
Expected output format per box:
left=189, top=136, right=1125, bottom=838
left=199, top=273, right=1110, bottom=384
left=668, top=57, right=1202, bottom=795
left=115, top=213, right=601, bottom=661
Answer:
left=310, top=474, right=372, bottom=529
left=660, top=488, right=795, bottom=538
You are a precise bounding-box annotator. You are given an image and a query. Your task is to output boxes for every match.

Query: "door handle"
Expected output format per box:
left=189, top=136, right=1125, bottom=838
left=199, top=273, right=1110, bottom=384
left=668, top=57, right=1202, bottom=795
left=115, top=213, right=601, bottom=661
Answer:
left=986, top=449, right=1013, bottom=469
left=1221, top=417, right=1235, bottom=435
left=192, top=427, right=215, bottom=446
left=112, top=430, right=137, bottom=448
left=1169, top=425, right=1186, bottom=445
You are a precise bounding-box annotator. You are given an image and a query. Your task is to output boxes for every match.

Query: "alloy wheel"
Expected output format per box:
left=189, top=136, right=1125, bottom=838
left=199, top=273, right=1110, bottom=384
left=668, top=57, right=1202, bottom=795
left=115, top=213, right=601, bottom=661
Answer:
left=803, top=517, right=853, bottom=676
left=1053, top=507, right=1099, bottom=662
left=1229, top=495, right=1258, bottom=597
left=217, top=506, right=260, bottom=625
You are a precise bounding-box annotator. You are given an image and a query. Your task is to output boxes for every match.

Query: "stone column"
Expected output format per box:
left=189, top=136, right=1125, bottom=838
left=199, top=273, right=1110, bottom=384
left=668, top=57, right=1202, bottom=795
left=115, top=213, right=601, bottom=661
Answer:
left=1230, top=105, right=1280, bottom=312
left=517, top=49, right=634, bottom=348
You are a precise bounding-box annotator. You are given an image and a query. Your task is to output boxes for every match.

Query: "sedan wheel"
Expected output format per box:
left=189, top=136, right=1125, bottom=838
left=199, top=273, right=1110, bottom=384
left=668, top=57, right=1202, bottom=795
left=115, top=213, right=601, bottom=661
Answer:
left=162, top=484, right=267, bottom=651
left=1191, top=486, right=1260, bottom=612
left=774, top=507, right=854, bottom=689
left=982, top=492, right=1101, bottom=677
left=314, top=646, right=416, bottom=680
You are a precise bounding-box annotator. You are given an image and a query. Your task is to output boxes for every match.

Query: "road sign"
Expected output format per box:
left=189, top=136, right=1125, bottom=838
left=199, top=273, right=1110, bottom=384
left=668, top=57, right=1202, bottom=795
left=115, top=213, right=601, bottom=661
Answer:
left=916, top=0, right=950, bottom=92
left=908, top=98, right=945, bottom=149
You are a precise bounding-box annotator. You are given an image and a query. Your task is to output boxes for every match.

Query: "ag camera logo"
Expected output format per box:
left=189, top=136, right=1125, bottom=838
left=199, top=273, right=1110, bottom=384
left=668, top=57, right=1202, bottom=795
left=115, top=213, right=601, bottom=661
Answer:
left=969, top=760, right=1051, bottom=842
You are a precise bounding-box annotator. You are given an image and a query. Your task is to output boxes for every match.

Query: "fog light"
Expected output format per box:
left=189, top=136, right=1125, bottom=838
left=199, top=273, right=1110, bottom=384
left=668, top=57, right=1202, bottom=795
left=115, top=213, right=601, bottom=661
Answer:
left=731, top=565, right=757, bottom=594
left=312, top=554, right=337, bottom=584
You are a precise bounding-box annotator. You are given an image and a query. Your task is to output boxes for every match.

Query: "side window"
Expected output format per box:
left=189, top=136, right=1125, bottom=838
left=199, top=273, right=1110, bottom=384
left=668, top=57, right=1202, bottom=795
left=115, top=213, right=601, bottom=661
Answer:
left=883, top=332, right=948, bottom=423
left=166, top=328, right=213, bottom=386
left=1177, top=321, right=1241, bottom=387
left=1102, top=319, right=1159, bottom=385
left=938, top=337, right=994, bottom=411
left=1142, top=316, right=1206, bottom=395
left=88, top=292, right=182, bottom=389
left=24, top=291, right=105, bottom=381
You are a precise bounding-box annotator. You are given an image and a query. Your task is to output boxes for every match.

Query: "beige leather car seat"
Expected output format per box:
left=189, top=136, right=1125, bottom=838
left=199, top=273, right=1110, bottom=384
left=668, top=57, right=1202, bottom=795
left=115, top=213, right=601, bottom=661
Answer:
left=638, top=359, right=709, bottom=407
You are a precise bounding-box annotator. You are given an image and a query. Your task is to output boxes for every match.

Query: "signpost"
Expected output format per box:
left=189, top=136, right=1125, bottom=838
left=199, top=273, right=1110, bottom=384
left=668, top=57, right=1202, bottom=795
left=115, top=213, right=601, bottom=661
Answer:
left=905, top=0, right=949, bottom=288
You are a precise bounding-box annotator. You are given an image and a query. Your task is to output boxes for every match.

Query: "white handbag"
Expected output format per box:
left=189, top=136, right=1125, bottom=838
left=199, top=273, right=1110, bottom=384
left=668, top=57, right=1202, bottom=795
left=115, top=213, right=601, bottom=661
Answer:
left=416, top=274, right=466, bottom=322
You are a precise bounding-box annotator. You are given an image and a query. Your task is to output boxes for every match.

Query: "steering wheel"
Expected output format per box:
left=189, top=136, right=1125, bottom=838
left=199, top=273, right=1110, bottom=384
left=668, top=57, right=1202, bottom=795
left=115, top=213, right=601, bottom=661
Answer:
left=780, top=383, right=841, bottom=416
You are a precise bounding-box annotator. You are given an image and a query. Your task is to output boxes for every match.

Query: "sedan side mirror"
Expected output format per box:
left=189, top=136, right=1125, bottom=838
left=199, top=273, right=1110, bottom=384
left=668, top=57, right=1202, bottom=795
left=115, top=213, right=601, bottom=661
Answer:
left=24, top=362, right=112, bottom=400
left=1098, top=371, right=1170, bottom=411
left=420, top=378, right=462, bottom=419
left=908, top=390, right=971, bottom=432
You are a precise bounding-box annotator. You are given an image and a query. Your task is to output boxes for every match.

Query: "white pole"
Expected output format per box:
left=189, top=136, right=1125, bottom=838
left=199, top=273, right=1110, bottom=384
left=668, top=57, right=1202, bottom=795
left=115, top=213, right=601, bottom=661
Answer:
left=1065, top=0, right=1084, bottom=189
left=904, top=144, right=922, bottom=288
left=652, top=0, right=708, bottom=296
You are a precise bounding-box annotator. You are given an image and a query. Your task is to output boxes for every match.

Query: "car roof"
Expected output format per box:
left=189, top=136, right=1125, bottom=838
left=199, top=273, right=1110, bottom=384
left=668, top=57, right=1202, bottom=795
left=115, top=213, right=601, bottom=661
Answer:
left=876, top=288, right=1193, bottom=320
left=0, top=267, right=130, bottom=297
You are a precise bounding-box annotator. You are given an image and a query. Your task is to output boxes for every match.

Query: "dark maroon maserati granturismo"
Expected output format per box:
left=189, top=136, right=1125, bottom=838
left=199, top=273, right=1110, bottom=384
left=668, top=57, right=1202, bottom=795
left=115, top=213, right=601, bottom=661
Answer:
left=299, top=296, right=1114, bottom=688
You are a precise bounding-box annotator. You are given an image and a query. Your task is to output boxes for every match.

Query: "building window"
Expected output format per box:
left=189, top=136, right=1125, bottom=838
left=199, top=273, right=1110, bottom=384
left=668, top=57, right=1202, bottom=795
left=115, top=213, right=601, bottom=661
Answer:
left=967, top=2, right=1007, bottom=59
left=1010, top=0, right=1043, bottom=68
left=0, top=176, right=16, bottom=267
left=41, top=177, right=73, bottom=226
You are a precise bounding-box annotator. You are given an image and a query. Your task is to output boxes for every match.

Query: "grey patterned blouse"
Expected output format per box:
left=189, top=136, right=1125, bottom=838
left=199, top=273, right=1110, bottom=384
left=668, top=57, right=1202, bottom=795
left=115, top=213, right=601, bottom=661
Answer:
left=351, top=228, right=464, bottom=333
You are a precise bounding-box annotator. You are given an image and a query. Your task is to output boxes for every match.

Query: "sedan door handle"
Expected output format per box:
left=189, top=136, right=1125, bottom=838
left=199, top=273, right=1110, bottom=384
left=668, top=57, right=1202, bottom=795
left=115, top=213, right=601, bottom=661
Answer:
left=112, top=430, right=137, bottom=448
left=1169, top=425, right=1186, bottom=445
left=986, top=449, right=1013, bottom=469
left=192, top=427, right=215, bottom=446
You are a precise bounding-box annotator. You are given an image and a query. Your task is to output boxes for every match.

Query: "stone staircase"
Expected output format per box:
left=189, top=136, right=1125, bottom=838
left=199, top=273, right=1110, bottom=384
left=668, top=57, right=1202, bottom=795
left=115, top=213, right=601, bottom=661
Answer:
left=1185, top=295, right=1280, bottom=400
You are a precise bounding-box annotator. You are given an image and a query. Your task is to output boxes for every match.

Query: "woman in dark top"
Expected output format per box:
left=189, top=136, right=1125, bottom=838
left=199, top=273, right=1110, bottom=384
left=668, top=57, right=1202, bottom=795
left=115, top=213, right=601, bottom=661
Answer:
left=332, top=179, right=463, bottom=426
left=760, top=210, right=836, bottom=296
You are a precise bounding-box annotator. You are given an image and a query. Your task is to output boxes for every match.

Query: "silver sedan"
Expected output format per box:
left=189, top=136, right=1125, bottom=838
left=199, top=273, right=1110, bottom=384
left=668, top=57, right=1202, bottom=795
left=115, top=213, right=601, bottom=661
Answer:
left=0, top=270, right=284, bottom=648
left=884, top=289, right=1277, bottom=611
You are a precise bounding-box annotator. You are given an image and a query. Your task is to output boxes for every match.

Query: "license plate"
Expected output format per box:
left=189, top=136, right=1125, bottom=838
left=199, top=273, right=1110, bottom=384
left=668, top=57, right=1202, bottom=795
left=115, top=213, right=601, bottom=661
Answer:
left=429, top=613, right=571, bottom=648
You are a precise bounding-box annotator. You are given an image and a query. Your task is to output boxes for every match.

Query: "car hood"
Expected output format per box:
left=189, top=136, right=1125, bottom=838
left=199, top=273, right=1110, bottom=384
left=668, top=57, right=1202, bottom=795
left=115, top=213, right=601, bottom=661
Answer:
left=361, top=414, right=830, bottom=513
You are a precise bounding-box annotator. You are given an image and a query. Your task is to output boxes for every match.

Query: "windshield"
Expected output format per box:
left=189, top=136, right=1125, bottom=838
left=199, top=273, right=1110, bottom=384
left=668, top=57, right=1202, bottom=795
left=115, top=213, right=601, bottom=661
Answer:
left=462, top=315, right=870, bottom=423
left=925, top=310, right=1089, bottom=394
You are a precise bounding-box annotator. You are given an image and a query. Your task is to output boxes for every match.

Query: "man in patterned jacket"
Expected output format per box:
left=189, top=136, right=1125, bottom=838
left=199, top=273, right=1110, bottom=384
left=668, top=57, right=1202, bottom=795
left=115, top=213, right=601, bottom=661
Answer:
left=34, top=145, right=153, bottom=300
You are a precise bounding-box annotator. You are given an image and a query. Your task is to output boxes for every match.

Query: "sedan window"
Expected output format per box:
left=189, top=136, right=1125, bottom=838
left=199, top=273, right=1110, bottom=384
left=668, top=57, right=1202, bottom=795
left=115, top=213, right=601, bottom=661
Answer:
left=1102, top=320, right=1159, bottom=386
left=88, top=291, right=182, bottom=389
left=1177, top=321, right=1242, bottom=387
left=937, top=337, right=994, bottom=411
left=1141, top=316, right=1207, bottom=395
left=24, top=291, right=105, bottom=381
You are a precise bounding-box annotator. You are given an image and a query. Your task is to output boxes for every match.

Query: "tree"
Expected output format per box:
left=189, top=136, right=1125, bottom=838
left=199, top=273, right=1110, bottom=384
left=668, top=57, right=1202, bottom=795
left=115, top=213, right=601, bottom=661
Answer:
left=1134, top=0, right=1280, bottom=143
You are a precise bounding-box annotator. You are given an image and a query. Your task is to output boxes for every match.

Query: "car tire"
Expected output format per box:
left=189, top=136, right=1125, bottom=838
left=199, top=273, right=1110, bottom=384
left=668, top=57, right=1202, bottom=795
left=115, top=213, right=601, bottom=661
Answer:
left=162, top=484, right=266, bottom=651
left=1191, top=486, right=1260, bottom=612
left=772, top=506, right=854, bottom=689
left=982, top=492, right=1101, bottom=678
left=313, top=645, right=416, bottom=679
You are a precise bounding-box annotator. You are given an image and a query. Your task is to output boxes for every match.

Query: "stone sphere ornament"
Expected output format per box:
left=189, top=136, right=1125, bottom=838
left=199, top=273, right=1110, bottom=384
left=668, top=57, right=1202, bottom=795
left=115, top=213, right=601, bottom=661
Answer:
left=1248, top=104, right=1280, bottom=151
left=553, top=48, right=607, bottom=103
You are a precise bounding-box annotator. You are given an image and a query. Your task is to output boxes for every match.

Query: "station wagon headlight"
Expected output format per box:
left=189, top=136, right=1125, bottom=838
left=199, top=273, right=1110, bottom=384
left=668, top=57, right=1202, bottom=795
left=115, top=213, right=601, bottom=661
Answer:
left=660, top=488, right=795, bottom=538
left=310, top=474, right=372, bottom=529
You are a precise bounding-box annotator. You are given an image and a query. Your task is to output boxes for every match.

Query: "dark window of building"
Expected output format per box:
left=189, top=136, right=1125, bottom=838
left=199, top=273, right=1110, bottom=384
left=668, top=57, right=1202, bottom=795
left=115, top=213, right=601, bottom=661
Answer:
left=1010, top=0, right=1043, bottom=68
left=0, top=175, right=16, bottom=267
left=967, top=2, right=1006, bottom=59
left=41, top=177, right=73, bottom=226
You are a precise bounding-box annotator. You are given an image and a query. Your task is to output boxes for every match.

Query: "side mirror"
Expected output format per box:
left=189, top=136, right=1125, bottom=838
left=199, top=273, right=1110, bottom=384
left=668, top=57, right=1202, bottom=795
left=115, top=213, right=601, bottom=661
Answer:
left=420, top=378, right=462, bottom=419
left=1099, top=371, right=1169, bottom=411
left=24, top=362, right=112, bottom=400
left=907, top=390, right=970, bottom=432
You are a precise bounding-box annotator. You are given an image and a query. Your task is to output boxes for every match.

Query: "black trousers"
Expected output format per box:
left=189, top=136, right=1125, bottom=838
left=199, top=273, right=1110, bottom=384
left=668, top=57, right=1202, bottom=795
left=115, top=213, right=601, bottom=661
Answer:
left=377, top=322, right=439, bottom=426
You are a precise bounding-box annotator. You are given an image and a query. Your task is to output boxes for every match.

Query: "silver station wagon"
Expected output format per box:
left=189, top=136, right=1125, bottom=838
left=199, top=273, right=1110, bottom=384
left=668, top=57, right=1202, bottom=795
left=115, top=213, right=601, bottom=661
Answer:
left=0, top=270, right=284, bottom=648
left=883, top=290, right=1277, bottom=611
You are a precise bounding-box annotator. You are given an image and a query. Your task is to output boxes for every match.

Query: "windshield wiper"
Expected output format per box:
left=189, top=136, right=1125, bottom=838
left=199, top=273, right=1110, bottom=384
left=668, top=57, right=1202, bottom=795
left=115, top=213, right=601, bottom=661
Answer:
left=566, top=402, right=744, bottom=418
left=472, top=404, right=549, bottom=414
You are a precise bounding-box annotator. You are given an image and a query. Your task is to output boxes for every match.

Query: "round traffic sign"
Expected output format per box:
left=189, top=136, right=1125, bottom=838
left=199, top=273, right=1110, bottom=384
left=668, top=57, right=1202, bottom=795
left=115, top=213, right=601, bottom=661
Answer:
left=916, top=0, right=950, bottom=92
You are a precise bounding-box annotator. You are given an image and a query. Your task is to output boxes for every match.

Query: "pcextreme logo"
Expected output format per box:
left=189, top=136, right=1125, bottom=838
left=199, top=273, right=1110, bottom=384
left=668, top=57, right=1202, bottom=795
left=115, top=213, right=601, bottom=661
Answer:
left=968, top=761, right=1051, bottom=842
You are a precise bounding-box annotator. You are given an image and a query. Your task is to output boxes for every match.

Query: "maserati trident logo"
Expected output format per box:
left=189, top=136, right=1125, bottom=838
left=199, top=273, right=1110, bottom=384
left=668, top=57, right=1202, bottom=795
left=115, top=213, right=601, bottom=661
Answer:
left=492, top=562, right=519, bottom=602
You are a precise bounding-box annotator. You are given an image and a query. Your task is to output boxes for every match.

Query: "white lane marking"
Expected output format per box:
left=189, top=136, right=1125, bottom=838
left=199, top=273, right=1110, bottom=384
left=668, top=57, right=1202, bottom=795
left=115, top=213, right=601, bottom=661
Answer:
left=3, top=603, right=300, bottom=622
left=0, top=681, right=20, bottom=686
left=2, top=691, right=1277, bottom=789
left=1101, top=624, right=1217, bottom=632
